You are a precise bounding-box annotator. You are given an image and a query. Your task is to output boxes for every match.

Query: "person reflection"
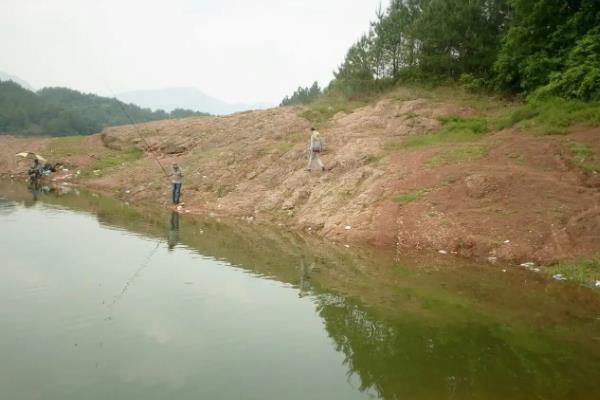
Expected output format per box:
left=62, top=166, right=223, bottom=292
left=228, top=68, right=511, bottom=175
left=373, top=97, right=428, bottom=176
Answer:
left=168, top=211, right=180, bottom=251
left=298, top=256, right=315, bottom=298
left=25, top=180, right=42, bottom=207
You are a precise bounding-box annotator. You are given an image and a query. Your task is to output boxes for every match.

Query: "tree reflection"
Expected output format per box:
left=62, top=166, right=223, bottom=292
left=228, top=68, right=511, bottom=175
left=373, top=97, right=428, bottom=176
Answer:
left=315, top=293, right=599, bottom=400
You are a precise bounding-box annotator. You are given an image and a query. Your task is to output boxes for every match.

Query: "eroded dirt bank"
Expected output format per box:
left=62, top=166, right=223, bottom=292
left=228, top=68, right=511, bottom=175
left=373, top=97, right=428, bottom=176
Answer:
left=1, top=90, right=599, bottom=265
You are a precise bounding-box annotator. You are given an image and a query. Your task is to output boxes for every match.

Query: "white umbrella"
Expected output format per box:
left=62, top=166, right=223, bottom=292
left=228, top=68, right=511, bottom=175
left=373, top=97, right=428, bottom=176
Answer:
left=15, top=152, right=47, bottom=163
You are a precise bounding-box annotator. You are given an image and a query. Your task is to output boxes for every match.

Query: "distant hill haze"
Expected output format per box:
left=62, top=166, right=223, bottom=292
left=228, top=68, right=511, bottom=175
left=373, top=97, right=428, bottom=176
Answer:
left=0, top=71, right=34, bottom=90
left=116, top=87, right=272, bottom=115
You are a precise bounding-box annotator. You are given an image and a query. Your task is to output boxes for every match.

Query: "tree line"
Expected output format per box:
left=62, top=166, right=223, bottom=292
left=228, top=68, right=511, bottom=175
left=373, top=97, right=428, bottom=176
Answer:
left=0, top=80, right=210, bottom=137
left=282, top=0, right=600, bottom=103
left=280, top=82, right=322, bottom=106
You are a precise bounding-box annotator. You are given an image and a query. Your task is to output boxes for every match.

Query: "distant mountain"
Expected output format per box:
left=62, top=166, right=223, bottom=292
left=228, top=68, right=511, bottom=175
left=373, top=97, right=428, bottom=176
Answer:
left=0, top=71, right=34, bottom=91
left=116, top=87, right=271, bottom=115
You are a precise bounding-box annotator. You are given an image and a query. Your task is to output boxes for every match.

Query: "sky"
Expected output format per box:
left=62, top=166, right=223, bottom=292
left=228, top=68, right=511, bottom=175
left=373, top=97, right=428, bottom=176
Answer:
left=0, top=0, right=388, bottom=105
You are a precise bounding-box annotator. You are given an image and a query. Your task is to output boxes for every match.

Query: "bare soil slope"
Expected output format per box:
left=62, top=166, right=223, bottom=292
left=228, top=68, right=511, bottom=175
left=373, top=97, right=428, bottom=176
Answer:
left=2, top=89, right=599, bottom=265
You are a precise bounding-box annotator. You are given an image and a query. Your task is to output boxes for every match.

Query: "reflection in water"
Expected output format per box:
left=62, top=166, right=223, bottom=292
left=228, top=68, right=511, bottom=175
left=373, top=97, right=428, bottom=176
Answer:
left=1, top=180, right=600, bottom=400
left=0, top=196, right=16, bottom=215
left=315, top=293, right=600, bottom=399
left=298, top=256, right=315, bottom=298
left=168, top=211, right=180, bottom=251
left=26, top=181, right=53, bottom=206
left=298, top=256, right=314, bottom=297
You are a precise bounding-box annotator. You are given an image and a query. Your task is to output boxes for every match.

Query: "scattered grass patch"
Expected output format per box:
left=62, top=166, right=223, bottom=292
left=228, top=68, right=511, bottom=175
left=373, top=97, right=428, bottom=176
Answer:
left=427, top=144, right=488, bottom=167
left=570, top=143, right=600, bottom=172
left=365, top=153, right=384, bottom=164
left=272, top=131, right=306, bottom=154
left=507, top=152, right=526, bottom=163
left=547, top=253, right=600, bottom=286
left=47, top=135, right=90, bottom=158
left=400, top=116, right=488, bottom=149
left=81, top=147, right=143, bottom=177
left=495, top=97, right=600, bottom=134
left=301, top=96, right=367, bottom=124
left=390, top=84, right=512, bottom=115
left=389, top=87, right=600, bottom=136
left=395, top=188, right=430, bottom=204
left=216, top=184, right=235, bottom=198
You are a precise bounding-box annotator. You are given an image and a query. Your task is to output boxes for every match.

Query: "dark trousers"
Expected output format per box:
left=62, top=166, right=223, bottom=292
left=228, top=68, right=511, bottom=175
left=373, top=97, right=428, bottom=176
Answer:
left=172, top=183, right=182, bottom=204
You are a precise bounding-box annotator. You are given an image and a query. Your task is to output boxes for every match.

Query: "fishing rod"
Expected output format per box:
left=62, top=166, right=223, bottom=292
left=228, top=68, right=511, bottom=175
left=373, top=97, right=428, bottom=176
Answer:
left=106, top=85, right=170, bottom=179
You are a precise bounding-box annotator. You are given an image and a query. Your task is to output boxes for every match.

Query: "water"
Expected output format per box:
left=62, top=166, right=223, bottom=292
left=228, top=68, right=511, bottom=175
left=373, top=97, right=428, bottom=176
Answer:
left=1, top=181, right=600, bottom=400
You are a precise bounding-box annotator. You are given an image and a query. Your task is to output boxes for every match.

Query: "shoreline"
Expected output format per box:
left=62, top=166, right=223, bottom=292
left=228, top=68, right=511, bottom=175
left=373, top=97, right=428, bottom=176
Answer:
left=1, top=90, right=599, bottom=277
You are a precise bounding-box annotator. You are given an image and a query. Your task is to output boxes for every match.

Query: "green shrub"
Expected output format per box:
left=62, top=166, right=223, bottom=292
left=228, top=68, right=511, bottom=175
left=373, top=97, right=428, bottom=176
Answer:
left=460, top=73, right=487, bottom=93
left=537, top=28, right=600, bottom=102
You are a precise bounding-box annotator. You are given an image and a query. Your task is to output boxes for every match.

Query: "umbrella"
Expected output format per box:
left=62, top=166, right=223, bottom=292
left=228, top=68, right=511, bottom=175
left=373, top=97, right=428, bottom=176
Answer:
left=15, top=152, right=47, bottom=163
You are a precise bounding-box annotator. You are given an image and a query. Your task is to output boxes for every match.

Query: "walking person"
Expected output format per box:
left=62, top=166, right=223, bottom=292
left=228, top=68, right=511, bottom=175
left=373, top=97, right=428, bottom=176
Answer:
left=306, top=127, right=325, bottom=172
left=171, top=162, right=183, bottom=208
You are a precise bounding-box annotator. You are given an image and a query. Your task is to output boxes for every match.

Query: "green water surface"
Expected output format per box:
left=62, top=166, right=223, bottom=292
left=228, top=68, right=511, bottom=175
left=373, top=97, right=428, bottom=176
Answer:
left=1, top=181, right=599, bottom=400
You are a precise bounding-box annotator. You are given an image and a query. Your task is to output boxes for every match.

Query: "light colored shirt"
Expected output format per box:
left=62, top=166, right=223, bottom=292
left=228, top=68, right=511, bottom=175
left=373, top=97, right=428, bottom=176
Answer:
left=171, top=168, right=183, bottom=184
left=310, top=132, right=322, bottom=151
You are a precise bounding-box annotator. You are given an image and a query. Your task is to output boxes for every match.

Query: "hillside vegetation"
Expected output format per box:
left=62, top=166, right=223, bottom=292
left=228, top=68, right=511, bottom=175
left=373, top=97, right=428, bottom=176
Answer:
left=283, top=0, right=600, bottom=105
left=0, top=81, right=209, bottom=137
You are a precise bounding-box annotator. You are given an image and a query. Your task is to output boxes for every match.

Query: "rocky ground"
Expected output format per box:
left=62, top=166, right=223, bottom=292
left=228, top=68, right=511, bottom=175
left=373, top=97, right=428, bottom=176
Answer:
left=1, top=87, right=599, bottom=266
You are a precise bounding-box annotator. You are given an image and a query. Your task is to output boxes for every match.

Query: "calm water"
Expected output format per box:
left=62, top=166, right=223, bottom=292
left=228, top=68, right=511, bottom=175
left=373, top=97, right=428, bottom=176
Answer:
left=1, top=181, right=600, bottom=400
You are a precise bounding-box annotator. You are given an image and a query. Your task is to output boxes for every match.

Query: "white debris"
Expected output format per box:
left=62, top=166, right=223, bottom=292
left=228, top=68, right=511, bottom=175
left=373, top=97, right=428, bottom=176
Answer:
left=438, top=250, right=447, bottom=255
left=553, top=274, right=567, bottom=281
left=344, top=244, right=350, bottom=248
left=125, top=190, right=130, bottom=194
left=595, top=280, right=600, bottom=288
left=502, top=269, right=507, bottom=273
left=520, top=262, right=535, bottom=268
left=504, top=240, right=510, bottom=244
left=345, top=225, right=352, bottom=230
left=488, top=256, right=498, bottom=263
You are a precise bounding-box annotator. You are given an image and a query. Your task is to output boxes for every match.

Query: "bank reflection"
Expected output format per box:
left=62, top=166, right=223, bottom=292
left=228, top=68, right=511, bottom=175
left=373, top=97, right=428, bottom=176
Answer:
left=1, top=179, right=600, bottom=400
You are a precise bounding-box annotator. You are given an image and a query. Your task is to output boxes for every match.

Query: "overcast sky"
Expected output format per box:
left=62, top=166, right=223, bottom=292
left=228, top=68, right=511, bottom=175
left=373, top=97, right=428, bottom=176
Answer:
left=0, top=0, right=387, bottom=104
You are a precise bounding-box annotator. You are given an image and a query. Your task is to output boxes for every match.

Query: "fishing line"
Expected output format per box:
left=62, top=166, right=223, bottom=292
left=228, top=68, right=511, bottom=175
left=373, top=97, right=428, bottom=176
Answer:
left=105, top=84, right=170, bottom=179
left=107, top=239, right=163, bottom=311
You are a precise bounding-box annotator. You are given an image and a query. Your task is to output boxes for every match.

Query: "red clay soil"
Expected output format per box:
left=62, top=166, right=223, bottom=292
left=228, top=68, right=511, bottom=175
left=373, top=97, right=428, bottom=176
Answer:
left=1, top=97, right=599, bottom=266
